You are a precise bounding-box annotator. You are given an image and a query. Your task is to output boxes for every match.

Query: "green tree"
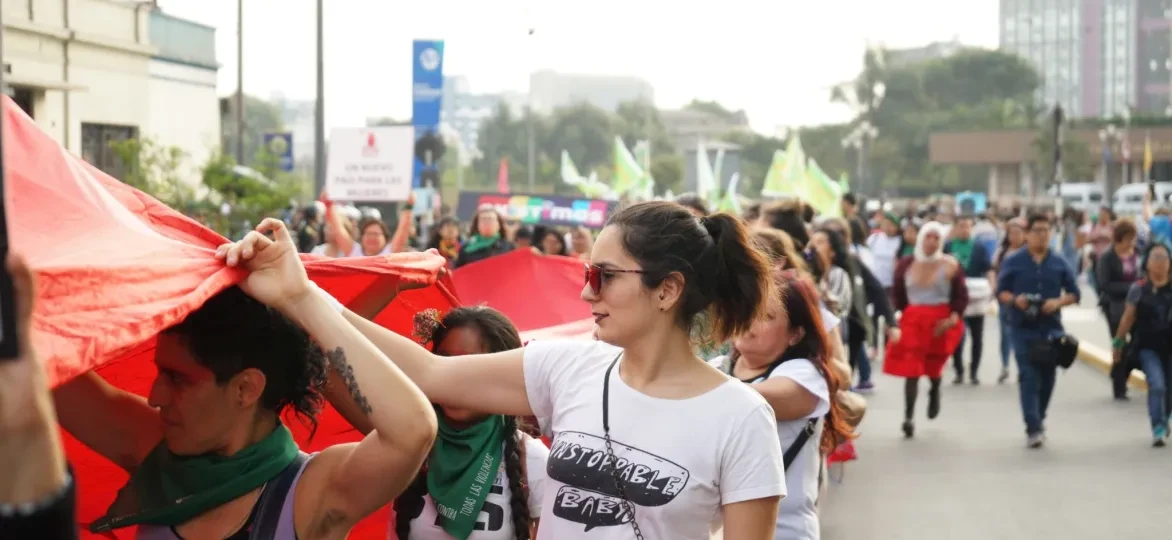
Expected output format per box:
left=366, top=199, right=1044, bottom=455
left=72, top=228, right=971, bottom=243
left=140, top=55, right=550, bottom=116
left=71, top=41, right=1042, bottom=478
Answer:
left=221, top=95, right=286, bottom=168
left=108, top=137, right=198, bottom=210
left=543, top=103, right=614, bottom=175
left=650, top=154, right=685, bottom=195
left=614, top=99, right=675, bottom=156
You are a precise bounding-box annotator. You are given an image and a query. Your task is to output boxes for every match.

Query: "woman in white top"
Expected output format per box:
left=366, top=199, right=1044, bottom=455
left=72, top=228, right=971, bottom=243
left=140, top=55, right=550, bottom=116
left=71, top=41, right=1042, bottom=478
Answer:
left=712, top=272, right=853, bottom=540
left=338, top=201, right=787, bottom=539
left=319, top=198, right=411, bottom=257
left=867, top=213, right=903, bottom=292
left=387, top=307, right=549, bottom=540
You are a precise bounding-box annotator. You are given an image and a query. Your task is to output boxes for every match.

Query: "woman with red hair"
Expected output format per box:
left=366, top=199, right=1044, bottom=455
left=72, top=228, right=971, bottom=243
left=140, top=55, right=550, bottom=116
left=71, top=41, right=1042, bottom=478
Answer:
left=711, top=272, right=854, bottom=539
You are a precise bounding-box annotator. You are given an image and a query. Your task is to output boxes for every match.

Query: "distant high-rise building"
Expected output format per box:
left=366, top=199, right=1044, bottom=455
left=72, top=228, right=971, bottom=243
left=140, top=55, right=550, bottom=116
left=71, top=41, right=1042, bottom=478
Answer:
left=441, top=75, right=502, bottom=158
left=527, top=70, right=654, bottom=114
left=1000, top=0, right=1172, bottom=117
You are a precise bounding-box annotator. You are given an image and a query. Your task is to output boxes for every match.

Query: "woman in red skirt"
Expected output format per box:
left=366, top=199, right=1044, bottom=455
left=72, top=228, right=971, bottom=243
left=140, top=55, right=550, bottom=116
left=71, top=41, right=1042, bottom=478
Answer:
left=885, top=221, right=968, bottom=438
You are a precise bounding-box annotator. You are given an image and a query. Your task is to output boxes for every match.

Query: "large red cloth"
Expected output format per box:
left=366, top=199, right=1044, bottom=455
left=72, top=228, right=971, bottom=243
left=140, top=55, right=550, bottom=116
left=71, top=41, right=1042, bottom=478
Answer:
left=882, top=304, right=964, bottom=379
left=2, top=97, right=457, bottom=538
left=451, top=249, right=595, bottom=340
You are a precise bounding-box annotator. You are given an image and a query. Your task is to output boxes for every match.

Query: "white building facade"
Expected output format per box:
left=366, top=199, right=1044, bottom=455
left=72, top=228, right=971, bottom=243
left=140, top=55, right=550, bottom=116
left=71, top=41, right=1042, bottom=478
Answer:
left=146, top=9, right=219, bottom=182
left=2, top=0, right=218, bottom=186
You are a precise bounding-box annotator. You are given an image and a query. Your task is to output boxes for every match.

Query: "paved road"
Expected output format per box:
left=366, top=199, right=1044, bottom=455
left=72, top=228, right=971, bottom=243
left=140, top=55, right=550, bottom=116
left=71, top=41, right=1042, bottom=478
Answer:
left=819, top=301, right=1172, bottom=540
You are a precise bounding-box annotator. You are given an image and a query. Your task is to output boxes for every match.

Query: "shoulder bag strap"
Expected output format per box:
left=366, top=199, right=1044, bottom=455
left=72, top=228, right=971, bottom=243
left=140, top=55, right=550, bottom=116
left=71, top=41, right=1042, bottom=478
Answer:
left=250, top=452, right=310, bottom=540
left=783, top=419, right=819, bottom=470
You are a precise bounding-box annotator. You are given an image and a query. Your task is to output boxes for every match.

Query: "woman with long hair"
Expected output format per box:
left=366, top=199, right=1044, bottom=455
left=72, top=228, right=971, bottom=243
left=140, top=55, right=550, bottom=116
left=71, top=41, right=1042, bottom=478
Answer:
left=303, top=201, right=785, bottom=538
left=809, top=227, right=853, bottom=326
left=711, top=273, right=854, bottom=539
left=427, top=217, right=463, bottom=264
left=384, top=307, right=548, bottom=540
left=993, top=218, right=1026, bottom=383
left=1110, top=242, right=1172, bottom=446
left=883, top=222, right=968, bottom=438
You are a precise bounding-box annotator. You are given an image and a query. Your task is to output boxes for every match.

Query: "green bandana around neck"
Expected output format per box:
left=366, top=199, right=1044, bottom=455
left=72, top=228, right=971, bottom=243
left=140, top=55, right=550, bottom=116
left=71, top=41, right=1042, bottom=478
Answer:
left=950, top=238, right=974, bottom=269
left=463, top=234, right=501, bottom=255
left=90, top=424, right=300, bottom=532
left=427, top=415, right=507, bottom=540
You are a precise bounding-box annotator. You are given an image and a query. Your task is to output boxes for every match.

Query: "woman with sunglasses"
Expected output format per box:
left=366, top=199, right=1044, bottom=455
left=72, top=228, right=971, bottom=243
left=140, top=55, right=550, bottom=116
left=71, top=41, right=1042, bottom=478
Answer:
left=292, top=201, right=785, bottom=539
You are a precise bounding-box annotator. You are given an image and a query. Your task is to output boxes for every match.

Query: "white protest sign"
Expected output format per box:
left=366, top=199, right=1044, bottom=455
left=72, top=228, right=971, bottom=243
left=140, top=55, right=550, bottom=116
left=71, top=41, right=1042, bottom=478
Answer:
left=325, top=126, right=414, bottom=201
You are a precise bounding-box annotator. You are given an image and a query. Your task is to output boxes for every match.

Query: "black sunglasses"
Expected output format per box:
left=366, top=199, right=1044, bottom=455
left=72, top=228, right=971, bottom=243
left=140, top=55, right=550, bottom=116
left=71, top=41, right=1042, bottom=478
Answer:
left=584, top=264, right=646, bottom=295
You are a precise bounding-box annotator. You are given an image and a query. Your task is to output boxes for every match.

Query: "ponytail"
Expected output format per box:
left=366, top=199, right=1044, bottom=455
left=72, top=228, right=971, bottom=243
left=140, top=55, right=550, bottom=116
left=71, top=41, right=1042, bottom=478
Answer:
left=701, top=213, right=773, bottom=341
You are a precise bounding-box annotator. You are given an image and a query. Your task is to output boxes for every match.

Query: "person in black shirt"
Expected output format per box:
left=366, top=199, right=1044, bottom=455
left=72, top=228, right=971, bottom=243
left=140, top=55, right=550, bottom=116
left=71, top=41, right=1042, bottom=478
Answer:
left=1111, top=242, right=1172, bottom=447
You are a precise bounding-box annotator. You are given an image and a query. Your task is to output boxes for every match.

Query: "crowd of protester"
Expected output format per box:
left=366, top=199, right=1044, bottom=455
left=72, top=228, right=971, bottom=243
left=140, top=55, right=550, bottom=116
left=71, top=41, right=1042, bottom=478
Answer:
left=10, top=181, right=1172, bottom=540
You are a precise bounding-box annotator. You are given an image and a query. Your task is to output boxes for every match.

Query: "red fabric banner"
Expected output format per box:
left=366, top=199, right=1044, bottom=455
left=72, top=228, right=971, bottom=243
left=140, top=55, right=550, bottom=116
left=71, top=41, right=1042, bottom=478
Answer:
left=2, top=97, right=457, bottom=538
left=451, top=249, right=594, bottom=340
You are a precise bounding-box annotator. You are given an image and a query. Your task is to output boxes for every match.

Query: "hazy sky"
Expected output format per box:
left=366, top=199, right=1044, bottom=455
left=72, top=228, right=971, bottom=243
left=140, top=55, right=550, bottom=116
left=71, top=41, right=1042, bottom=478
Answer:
left=159, top=0, right=999, bottom=133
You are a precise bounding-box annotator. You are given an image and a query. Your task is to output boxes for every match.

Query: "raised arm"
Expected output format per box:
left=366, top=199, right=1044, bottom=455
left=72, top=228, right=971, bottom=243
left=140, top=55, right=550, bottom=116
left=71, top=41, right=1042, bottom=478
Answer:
left=219, top=219, right=437, bottom=527
left=52, top=372, right=161, bottom=473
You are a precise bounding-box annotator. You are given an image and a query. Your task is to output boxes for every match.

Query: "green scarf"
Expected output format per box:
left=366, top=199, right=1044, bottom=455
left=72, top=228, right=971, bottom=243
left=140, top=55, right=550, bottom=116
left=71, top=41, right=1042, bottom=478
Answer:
left=950, top=238, right=974, bottom=269
left=90, top=424, right=300, bottom=532
left=427, top=415, right=507, bottom=540
left=463, top=234, right=501, bottom=255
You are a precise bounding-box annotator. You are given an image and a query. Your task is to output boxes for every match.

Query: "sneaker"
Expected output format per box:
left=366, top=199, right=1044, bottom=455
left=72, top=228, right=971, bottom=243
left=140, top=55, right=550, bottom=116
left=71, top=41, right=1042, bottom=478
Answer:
left=901, top=420, right=915, bottom=439
left=1027, top=432, right=1045, bottom=449
left=952, top=374, right=964, bottom=385
left=970, top=376, right=981, bottom=386
left=854, top=381, right=875, bottom=394
left=1154, top=425, right=1168, bottom=448
left=998, top=368, right=1010, bottom=384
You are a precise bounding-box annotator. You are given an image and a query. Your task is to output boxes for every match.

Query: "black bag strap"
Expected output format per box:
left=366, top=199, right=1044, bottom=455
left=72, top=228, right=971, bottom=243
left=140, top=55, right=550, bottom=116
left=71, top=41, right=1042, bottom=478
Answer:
left=783, top=419, right=819, bottom=469
left=250, top=452, right=310, bottom=540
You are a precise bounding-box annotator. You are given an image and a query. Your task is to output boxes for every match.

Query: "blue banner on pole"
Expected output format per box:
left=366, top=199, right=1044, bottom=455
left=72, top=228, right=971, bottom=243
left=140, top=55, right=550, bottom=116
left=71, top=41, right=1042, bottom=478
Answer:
left=263, top=132, right=294, bottom=172
left=412, top=39, right=445, bottom=188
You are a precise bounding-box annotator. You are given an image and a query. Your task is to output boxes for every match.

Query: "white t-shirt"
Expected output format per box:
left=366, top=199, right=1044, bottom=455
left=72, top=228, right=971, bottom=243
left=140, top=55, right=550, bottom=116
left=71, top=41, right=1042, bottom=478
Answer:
left=867, top=233, right=902, bottom=288
left=524, top=340, right=785, bottom=539
left=406, top=437, right=550, bottom=540
left=708, top=357, right=830, bottom=540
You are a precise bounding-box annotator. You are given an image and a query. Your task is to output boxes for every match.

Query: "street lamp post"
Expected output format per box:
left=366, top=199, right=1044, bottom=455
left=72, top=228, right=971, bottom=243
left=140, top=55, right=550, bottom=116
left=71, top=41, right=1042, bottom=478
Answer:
left=235, top=0, right=244, bottom=165
left=313, top=0, right=326, bottom=196
left=1099, top=123, right=1120, bottom=193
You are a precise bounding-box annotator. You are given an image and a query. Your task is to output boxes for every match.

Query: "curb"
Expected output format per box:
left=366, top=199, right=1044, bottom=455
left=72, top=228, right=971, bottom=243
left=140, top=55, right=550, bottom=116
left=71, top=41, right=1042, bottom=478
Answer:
left=1077, top=341, right=1148, bottom=390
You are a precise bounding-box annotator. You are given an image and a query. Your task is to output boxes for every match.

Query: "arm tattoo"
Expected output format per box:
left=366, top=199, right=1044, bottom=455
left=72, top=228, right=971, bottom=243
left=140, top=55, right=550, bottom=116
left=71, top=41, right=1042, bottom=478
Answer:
left=327, top=347, right=373, bottom=416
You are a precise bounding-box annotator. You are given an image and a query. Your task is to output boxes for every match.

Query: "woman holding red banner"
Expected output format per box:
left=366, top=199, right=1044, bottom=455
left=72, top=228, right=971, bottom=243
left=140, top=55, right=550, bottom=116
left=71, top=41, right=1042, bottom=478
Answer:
left=51, top=219, right=438, bottom=539
left=322, top=201, right=786, bottom=539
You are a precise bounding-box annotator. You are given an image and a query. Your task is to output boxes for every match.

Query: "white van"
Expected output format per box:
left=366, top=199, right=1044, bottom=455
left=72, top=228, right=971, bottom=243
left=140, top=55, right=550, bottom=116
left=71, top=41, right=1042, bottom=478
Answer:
left=1046, top=182, right=1106, bottom=212
left=1112, top=182, right=1172, bottom=216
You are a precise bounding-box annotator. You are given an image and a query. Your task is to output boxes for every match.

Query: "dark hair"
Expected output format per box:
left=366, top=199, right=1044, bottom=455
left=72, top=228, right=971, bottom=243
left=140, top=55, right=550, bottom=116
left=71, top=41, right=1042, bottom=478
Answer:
left=954, top=215, right=975, bottom=226
left=1113, top=217, right=1137, bottom=244
left=842, top=192, right=858, bottom=206
left=469, top=208, right=507, bottom=238
left=608, top=201, right=772, bottom=342
left=164, top=286, right=327, bottom=435
left=813, top=226, right=854, bottom=282
left=539, top=228, right=569, bottom=256
left=514, top=225, right=534, bottom=243
left=760, top=200, right=810, bottom=249
left=730, top=272, right=854, bottom=454
left=1026, top=212, right=1050, bottom=231
left=427, top=216, right=461, bottom=251
left=800, top=201, right=816, bottom=223
left=674, top=193, right=710, bottom=216
left=742, top=201, right=762, bottom=222
left=848, top=216, right=868, bottom=247
left=897, top=220, right=920, bottom=258
left=394, top=307, right=532, bottom=540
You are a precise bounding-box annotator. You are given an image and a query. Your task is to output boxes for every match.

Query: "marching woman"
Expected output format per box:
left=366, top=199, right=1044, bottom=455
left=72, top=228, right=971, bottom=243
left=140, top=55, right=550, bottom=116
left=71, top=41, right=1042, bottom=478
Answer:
left=711, top=273, right=854, bottom=539
left=884, top=221, right=968, bottom=438
left=332, top=201, right=787, bottom=539
left=376, top=307, right=548, bottom=540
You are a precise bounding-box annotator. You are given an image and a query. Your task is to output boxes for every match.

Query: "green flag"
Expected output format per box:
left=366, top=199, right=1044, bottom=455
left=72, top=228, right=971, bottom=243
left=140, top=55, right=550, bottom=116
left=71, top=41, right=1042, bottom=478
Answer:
left=613, top=137, right=644, bottom=197
left=805, top=158, right=842, bottom=218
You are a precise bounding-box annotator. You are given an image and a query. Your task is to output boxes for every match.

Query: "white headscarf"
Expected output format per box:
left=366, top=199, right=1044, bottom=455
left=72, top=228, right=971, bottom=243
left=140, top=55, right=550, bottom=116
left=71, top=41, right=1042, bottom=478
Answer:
left=915, top=221, right=948, bottom=262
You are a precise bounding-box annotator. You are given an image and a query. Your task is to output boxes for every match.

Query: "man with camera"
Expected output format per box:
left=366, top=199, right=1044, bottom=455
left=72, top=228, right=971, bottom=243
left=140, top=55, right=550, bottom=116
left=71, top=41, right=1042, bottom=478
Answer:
left=997, top=213, right=1081, bottom=449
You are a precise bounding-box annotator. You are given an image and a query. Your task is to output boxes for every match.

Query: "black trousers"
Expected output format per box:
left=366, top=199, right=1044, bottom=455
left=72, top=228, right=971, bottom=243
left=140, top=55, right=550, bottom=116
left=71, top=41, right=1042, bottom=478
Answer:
left=1105, top=305, right=1132, bottom=398
left=952, top=316, right=985, bottom=378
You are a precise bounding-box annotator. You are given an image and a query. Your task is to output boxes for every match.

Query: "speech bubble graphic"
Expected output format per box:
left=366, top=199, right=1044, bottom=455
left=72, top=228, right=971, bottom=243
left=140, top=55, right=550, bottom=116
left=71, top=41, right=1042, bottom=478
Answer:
left=547, top=431, right=690, bottom=507
left=552, top=485, right=634, bottom=532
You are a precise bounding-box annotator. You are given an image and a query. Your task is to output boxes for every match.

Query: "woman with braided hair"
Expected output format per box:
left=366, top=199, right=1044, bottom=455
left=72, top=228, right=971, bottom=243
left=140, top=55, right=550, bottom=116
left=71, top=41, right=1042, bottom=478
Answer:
left=378, top=307, right=548, bottom=540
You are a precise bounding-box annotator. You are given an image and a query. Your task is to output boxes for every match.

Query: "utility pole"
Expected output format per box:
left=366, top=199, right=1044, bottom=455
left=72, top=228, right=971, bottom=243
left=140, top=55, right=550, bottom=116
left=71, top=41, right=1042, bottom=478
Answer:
left=234, top=0, right=244, bottom=165
left=313, top=0, right=326, bottom=195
